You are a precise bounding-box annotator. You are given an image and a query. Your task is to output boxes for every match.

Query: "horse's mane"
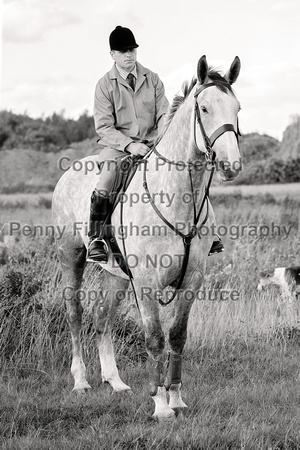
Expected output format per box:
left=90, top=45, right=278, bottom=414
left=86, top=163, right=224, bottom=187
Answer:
left=161, top=67, right=233, bottom=134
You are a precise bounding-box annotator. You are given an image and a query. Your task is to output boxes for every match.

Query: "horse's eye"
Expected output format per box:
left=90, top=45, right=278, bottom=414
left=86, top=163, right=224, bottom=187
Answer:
left=201, top=106, right=208, bottom=113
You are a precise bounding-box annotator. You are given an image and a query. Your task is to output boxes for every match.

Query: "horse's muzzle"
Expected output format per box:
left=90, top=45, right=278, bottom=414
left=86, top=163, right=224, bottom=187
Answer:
left=217, top=158, right=242, bottom=182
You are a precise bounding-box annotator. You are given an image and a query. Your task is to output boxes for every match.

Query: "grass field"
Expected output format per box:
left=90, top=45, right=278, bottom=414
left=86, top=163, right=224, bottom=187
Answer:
left=0, top=184, right=299, bottom=449
left=211, top=182, right=300, bottom=199
left=0, top=182, right=299, bottom=211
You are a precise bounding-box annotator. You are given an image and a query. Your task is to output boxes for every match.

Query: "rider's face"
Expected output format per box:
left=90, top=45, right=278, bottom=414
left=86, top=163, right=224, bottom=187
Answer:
left=110, top=48, right=137, bottom=72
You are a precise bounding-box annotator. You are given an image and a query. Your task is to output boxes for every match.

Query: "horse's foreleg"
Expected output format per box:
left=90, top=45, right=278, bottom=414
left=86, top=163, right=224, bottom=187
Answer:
left=149, top=359, right=174, bottom=420
left=165, top=294, right=194, bottom=411
left=165, top=354, right=187, bottom=410
left=138, top=292, right=175, bottom=420
left=93, top=274, right=131, bottom=392
left=59, top=239, right=91, bottom=394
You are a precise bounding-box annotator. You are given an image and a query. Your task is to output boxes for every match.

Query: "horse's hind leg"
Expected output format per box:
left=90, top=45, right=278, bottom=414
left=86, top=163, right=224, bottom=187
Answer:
left=93, top=272, right=131, bottom=392
left=58, top=234, right=91, bottom=394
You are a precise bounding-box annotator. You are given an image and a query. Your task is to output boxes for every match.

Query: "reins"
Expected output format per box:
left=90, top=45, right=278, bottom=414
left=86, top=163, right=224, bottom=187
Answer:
left=142, top=158, right=212, bottom=306
left=119, top=81, right=240, bottom=307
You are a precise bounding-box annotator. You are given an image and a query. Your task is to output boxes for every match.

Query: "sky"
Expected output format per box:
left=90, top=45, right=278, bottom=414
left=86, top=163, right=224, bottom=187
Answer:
left=1, top=0, right=300, bottom=141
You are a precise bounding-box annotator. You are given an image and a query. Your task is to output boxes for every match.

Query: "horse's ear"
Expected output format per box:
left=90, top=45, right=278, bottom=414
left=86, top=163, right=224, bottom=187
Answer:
left=225, top=56, right=241, bottom=85
left=197, top=55, right=208, bottom=85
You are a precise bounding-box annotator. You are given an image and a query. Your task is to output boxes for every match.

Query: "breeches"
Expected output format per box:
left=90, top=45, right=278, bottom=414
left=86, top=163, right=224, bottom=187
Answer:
left=95, top=148, right=127, bottom=197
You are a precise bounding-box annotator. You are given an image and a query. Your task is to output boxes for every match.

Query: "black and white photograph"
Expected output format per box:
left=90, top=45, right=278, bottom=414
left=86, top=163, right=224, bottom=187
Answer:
left=1, top=0, right=300, bottom=448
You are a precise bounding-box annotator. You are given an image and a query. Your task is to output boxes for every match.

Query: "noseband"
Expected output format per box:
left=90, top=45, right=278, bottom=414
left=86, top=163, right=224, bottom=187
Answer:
left=194, top=82, right=240, bottom=161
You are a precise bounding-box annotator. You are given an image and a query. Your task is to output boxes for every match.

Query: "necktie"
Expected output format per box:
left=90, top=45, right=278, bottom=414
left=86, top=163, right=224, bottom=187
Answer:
left=127, top=73, right=135, bottom=91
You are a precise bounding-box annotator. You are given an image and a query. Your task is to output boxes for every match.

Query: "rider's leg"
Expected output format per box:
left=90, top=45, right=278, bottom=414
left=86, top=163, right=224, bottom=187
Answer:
left=87, top=160, right=117, bottom=263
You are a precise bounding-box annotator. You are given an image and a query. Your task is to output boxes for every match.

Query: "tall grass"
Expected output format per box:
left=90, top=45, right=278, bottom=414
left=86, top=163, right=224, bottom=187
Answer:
left=0, top=190, right=299, bottom=448
left=1, top=193, right=298, bottom=366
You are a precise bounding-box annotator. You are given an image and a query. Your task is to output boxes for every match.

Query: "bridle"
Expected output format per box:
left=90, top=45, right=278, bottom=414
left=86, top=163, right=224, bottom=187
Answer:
left=193, top=82, right=240, bottom=161
left=121, top=82, right=241, bottom=306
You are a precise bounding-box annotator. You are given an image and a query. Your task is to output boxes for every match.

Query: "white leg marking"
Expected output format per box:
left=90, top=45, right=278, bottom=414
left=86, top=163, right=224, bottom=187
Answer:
left=98, top=333, right=131, bottom=392
left=152, top=386, right=176, bottom=420
left=168, top=383, right=188, bottom=410
left=71, top=355, right=92, bottom=391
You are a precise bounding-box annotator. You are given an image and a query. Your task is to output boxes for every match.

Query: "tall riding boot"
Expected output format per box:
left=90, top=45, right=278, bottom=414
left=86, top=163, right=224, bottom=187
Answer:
left=208, top=234, right=225, bottom=256
left=87, top=190, right=110, bottom=263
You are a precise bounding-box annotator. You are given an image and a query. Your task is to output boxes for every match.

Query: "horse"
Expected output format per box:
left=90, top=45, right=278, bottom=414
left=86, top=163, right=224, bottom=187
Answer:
left=52, top=55, right=242, bottom=420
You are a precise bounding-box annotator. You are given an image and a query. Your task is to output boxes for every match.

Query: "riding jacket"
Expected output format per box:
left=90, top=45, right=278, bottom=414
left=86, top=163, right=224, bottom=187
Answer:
left=93, top=62, right=169, bottom=152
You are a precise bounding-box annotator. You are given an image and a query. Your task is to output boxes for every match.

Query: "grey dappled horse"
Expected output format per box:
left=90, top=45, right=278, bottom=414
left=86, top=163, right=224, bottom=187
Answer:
left=52, top=56, right=241, bottom=419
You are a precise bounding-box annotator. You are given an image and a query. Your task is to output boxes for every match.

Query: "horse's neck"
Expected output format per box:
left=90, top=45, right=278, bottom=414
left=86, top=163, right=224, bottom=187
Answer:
left=145, top=101, right=209, bottom=230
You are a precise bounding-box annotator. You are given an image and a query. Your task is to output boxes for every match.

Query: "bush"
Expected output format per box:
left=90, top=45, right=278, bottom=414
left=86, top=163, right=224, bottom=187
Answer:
left=0, top=110, right=97, bottom=152
left=233, top=156, right=300, bottom=184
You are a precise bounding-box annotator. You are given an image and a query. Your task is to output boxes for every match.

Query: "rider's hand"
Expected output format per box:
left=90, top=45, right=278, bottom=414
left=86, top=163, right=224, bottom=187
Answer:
left=125, top=142, right=149, bottom=156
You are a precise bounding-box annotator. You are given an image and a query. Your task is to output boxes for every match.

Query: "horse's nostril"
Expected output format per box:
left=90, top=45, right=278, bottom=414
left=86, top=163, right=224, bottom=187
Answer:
left=218, top=166, right=240, bottom=181
left=218, top=159, right=242, bottom=174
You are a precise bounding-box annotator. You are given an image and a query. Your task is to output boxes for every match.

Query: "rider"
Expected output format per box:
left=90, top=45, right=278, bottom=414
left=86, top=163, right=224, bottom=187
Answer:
left=87, top=25, right=224, bottom=262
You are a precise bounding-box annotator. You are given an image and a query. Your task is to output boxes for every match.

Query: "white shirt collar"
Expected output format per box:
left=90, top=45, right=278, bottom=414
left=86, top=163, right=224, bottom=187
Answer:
left=115, top=64, right=137, bottom=80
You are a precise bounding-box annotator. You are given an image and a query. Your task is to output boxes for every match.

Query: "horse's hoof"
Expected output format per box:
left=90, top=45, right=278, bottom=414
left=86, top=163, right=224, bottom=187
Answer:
left=108, top=380, right=132, bottom=392
left=153, top=408, right=176, bottom=422
left=172, top=407, right=188, bottom=419
left=154, top=413, right=176, bottom=423
left=75, top=387, right=91, bottom=397
left=72, top=383, right=92, bottom=396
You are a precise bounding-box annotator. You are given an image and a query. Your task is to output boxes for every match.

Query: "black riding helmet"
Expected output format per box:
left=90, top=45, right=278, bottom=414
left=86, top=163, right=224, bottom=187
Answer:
left=109, top=26, right=139, bottom=51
